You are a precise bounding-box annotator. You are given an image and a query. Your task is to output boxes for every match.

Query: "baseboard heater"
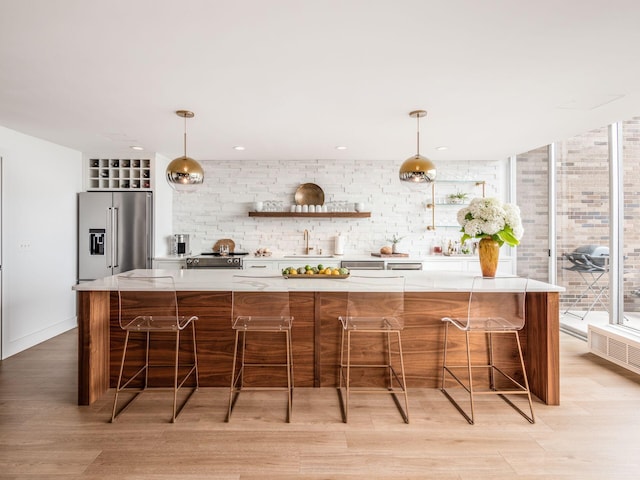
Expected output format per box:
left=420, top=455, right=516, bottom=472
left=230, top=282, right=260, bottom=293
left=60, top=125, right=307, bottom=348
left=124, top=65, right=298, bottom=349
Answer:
left=588, top=324, right=640, bottom=375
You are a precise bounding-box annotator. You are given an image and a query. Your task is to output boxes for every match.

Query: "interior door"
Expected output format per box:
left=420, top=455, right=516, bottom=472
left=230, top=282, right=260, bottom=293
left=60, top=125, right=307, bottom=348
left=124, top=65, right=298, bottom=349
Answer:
left=0, top=156, right=3, bottom=358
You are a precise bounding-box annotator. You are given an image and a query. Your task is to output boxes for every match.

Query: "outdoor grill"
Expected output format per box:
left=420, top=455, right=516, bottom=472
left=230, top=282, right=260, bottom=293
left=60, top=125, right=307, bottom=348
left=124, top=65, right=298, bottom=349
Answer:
left=563, top=245, right=610, bottom=320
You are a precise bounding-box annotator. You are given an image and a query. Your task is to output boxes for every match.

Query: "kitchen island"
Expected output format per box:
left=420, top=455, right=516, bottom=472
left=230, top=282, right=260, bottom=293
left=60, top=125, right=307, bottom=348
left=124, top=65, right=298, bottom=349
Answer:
left=74, top=270, right=563, bottom=406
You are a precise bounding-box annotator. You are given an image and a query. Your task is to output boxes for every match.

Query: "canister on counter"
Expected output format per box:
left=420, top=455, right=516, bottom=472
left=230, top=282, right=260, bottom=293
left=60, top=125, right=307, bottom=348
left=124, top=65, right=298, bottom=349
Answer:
left=334, top=233, right=345, bottom=255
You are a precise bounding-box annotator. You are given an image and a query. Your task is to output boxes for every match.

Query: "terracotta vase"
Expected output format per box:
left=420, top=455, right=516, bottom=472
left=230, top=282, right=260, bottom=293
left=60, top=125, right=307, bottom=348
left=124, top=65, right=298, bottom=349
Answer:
left=478, top=237, right=500, bottom=278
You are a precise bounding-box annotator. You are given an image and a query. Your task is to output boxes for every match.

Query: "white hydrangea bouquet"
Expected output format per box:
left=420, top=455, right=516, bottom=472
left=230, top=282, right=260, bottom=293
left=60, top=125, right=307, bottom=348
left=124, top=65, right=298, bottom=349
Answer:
left=457, top=197, right=524, bottom=247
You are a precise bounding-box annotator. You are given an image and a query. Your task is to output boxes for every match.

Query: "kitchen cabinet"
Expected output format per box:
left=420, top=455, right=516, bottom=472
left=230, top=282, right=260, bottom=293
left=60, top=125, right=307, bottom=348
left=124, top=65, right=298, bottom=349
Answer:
left=277, top=260, right=340, bottom=271
left=243, top=259, right=341, bottom=272
left=466, top=258, right=513, bottom=275
left=243, top=259, right=278, bottom=272
left=153, top=258, right=187, bottom=270
left=75, top=270, right=562, bottom=405
left=426, top=180, right=485, bottom=230
left=422, top=256, right=513, bottom=275
left=86, top=158, right=152, bottom=191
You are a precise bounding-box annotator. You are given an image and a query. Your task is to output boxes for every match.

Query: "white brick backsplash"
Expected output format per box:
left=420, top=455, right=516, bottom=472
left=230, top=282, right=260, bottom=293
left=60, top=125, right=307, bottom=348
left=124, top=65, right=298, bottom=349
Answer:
left=172, top=159, right=506, bottom=256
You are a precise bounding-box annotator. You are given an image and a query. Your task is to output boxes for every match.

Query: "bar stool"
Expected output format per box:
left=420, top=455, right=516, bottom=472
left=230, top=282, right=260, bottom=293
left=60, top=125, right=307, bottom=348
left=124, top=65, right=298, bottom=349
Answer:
left=227, top=275, right=294, bottom=422
left=111, top=275, right=199, bottom=423
left=338, top=275, right=409, bottom=423
left=441, top=276, right=534, bottom=424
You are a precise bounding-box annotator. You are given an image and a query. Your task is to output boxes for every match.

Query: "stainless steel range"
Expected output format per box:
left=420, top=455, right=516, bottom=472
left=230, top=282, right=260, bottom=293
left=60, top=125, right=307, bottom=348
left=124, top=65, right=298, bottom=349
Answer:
left=185, top=253, right=245, bottom=269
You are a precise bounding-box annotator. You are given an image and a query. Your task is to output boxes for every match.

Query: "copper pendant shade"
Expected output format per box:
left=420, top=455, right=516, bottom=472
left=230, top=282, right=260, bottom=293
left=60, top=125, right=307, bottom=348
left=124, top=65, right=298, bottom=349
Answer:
left=166, top=110, right=204, bottom=191
left=399, top=110, right=436, bottom=184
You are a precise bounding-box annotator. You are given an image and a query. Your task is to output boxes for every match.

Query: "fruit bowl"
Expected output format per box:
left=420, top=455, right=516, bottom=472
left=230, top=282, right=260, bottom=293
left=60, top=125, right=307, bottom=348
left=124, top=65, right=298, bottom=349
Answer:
left=283, top=273, right=350, bottom=279
left=281, top=264, right=350, bottom=278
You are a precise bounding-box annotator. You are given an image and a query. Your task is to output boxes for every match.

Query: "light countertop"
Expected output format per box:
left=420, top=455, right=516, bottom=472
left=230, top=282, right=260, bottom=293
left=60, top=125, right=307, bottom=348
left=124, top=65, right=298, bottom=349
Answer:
left=74, top=269, right=563, bottom=293
left=155, top=254, right=513, bottom=262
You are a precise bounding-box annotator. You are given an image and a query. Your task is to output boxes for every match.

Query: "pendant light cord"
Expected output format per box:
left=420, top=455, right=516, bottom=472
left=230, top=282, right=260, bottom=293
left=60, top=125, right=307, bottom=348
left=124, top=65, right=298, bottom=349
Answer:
left=416, top=114, right=420, bottom=157
left=183, top=115, right=188, bottom=158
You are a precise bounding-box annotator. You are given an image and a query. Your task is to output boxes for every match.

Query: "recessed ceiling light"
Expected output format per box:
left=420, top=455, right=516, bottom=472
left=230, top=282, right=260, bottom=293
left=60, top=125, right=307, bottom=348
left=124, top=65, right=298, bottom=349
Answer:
left=436, top=146, right=448, bottom=151
left=130, top=145, right=144, bottom=151
left=335, top=146, right=348, bottom=150
left=233, top=145, right=245, bottom=151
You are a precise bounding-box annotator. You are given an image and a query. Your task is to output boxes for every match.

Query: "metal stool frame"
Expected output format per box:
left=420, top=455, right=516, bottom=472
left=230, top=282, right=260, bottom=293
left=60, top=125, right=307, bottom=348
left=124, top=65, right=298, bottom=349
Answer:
left=227, top=276, right=294, bottom=422
left=337, top=276, right=409, bottom=423
left=441, top=276, right=534, bottom=425
left=111, top=275, right=199, bottom=423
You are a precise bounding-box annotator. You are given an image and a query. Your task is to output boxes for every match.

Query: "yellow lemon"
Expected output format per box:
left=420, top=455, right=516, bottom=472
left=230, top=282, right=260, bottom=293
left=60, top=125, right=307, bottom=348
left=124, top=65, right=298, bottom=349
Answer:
left=332, top=269, right=340, bottom=275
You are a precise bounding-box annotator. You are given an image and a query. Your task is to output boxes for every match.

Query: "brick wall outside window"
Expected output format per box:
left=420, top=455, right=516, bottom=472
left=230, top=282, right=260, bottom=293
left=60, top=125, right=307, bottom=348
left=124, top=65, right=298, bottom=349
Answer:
left=517, top=117, right=640, bottom=313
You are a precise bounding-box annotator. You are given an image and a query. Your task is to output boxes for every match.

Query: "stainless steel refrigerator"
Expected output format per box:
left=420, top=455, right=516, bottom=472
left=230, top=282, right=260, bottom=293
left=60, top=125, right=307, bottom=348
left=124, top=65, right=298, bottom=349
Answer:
left=78, top=192, right=153, bottom=282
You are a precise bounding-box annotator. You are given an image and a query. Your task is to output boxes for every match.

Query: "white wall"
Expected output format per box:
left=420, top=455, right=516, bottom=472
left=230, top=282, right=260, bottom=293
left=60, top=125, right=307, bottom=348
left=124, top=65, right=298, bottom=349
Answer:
left=0, top=126, right=82, bottom=359
left=152, top=153, right=173, bottom=256
left=171, top=159, right=506, bottom=257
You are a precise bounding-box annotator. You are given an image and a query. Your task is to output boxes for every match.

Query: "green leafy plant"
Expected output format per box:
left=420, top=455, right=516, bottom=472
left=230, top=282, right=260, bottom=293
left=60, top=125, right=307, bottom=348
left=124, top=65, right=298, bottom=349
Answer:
left=447, top=192, right=469, bottom=203
left=386, top=234, right=405, bottom=245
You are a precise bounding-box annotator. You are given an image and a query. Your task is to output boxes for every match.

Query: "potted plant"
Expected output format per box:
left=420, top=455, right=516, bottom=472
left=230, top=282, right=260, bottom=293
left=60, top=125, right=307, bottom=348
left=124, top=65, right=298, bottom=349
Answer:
left=386, top=234, right=405, bottom=254
left=447, top=191, right=469, bottom=204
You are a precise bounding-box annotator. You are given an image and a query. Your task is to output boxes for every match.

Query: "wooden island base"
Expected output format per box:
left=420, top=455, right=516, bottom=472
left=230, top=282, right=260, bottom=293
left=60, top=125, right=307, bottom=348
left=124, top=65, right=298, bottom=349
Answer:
left=77, top=289, right=559, bottom=406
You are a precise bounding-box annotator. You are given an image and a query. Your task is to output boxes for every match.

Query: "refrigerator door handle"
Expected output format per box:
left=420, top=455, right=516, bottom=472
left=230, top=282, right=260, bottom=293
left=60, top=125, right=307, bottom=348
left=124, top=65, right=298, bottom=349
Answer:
left=106, top=208, right=112, bottom=269
left=113, top=207, right=119, bottom=268
left=146, top=193, right=153, bottom=268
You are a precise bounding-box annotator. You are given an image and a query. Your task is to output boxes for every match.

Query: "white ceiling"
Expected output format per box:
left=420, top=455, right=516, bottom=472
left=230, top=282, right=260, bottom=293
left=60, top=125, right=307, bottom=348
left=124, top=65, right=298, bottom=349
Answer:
left=2, top=0, right=640, bottom=162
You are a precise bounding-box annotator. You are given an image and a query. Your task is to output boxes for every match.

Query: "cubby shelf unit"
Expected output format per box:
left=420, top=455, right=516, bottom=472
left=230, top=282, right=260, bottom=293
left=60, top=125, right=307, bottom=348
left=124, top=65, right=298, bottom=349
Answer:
left=87, top=158, right=152, bottom=190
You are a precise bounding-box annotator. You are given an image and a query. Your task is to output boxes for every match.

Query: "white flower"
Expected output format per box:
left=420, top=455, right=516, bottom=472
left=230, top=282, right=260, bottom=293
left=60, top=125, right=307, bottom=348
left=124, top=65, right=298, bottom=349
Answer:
left=458, top=197, right=523, bottom=247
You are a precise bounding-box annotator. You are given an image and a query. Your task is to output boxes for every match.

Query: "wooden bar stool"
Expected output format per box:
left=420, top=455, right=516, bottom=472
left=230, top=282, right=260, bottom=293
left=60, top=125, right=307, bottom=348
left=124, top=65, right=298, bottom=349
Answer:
left=111, top=275, right=199, bottom=423
left=441, top=276, right=534, bottom=424
left=227, top=275, right=294, bottom=422
left=338, top=275, right=409, bottom=423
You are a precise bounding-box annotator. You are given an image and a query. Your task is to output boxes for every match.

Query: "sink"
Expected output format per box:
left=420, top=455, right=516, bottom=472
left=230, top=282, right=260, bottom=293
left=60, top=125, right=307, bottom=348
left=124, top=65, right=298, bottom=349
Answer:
left=283, top=255, right=335, bottom=258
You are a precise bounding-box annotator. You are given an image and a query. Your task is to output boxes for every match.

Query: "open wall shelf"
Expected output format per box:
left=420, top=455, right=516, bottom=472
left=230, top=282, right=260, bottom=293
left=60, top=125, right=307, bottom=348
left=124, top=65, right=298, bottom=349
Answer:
left=249, top=212, right=371, bottom=218
left=426, top=180, right=485, bottom=230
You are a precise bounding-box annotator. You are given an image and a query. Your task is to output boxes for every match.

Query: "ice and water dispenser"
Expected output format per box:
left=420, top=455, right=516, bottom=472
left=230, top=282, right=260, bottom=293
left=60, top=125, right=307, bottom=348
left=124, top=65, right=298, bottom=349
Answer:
left=89, top=228, right=105, bottom=255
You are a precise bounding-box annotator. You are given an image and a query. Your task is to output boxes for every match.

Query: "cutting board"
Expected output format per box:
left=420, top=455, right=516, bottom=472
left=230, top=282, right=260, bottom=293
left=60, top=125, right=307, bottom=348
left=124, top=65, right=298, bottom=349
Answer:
left=371, top=252, right=409, bottom=257
left=213, top=238, right=235, bottom=253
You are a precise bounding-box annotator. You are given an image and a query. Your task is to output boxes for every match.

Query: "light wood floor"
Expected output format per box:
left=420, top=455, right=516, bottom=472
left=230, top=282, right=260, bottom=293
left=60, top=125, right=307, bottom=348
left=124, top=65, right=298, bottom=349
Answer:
left=1, top=329, right=640, bottom=479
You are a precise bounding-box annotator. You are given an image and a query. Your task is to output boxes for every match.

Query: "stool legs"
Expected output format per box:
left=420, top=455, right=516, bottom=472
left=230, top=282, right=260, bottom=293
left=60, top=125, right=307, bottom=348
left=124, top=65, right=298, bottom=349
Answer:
left=338, top=328, right=409, bottom=423
left=441, top=323, right=535, bottom=424
left=227, top=329, right=293, bottom=423
left=170, top=322, right=199, bottom=423
left=111, top=324, right=199, bottom=423
left=111, top=330, right=141, bottom=423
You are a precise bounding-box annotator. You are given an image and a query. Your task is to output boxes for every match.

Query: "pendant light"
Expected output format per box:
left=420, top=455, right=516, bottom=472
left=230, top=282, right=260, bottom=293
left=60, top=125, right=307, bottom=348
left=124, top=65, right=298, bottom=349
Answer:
left=166, top=110, right=204, bottom=191
left=399, top=110, right=437, bottom=185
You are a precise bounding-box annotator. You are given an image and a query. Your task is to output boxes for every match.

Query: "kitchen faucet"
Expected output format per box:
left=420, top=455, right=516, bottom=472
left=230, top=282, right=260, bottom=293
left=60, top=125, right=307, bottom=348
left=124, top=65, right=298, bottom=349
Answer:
left=304, top=229, right=313, bottom=255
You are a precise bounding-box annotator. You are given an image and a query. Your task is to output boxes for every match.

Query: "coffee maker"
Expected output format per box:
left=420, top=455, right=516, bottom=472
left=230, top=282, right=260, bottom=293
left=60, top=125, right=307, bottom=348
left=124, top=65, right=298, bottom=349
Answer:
left=172, top=234, right=190, bottom=256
